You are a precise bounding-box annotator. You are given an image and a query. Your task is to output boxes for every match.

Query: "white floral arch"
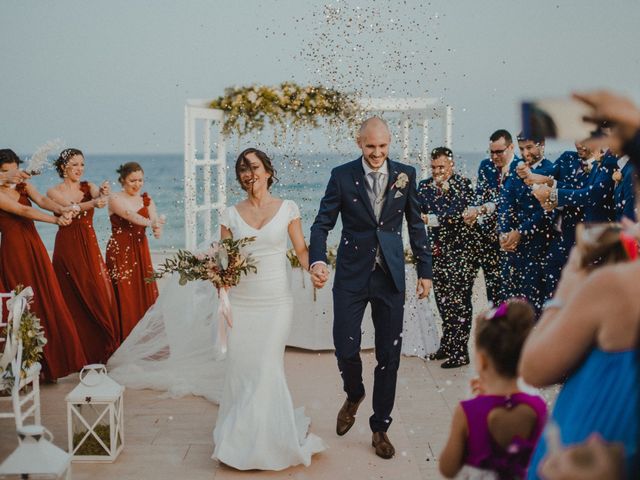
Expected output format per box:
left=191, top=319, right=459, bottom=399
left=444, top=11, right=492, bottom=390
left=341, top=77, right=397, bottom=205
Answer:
left=183, top=97, right=453, bottom=250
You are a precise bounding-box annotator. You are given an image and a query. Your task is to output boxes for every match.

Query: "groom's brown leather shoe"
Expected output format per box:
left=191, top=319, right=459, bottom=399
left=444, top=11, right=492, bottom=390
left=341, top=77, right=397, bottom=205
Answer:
left=336, top=394, right=365, bottom=436
left=372, top=431, right=395, bottom=459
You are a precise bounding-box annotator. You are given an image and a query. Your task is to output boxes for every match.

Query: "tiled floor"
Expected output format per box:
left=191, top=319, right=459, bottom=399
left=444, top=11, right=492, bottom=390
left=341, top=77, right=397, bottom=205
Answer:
left=0, top=349, right=484, bottom=479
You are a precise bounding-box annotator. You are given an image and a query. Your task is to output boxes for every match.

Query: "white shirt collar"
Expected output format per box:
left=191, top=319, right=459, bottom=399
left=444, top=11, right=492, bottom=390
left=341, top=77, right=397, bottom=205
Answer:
left=584, top=157, right=597, bottom=169
left=362, top=157, right=389, bottom=177
left=618, top=155, right=629, bottom=169
left=530, top=158, right=544, bottom=170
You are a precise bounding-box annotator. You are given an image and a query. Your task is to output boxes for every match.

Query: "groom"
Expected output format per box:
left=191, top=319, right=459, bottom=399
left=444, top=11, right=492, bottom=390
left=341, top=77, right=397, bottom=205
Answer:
left=309, top=117, right=433, bottom=459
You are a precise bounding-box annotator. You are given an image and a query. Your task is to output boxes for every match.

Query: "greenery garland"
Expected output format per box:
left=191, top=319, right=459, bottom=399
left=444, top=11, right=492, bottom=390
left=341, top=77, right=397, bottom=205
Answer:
left=209, top=82, right=360, bottom=136
left=0, top=286, right=47, bottom=393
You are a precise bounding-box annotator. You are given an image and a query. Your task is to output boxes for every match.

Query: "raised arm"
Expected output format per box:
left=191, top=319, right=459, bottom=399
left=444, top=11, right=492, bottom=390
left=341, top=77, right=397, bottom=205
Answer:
left=47, top=182, right=107, bottom=212
left=24, top=183, right=71, bottom=215
left=519, top=252, right=628, bottom=387
left=0, top=190, right=70, bottom=225
left=108, top=194, right=154, bottom=227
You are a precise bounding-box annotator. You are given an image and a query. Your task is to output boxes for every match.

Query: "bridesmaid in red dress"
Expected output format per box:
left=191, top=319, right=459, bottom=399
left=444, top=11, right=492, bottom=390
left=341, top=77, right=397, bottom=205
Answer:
left=47, top=148, right=120, bottom=363
left=106, top=162, right=164, bottom=341
left=0, top=149, right=87, bottom=381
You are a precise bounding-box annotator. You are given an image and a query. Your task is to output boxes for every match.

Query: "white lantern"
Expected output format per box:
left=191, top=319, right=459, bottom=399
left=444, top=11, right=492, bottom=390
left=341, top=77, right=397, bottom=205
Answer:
left=65, top=364, right=124, bottom=462
left=0, top=425, right=71, bottom=479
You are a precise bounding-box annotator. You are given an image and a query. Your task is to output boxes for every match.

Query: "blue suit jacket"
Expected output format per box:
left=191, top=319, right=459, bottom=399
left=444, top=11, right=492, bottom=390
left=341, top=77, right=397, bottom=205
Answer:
left=474, top=157, right=518, bottom=242
left=309, top=157, right=433, bottom=292
left=538, top=151, right=589, bottom=246
left=498, top=159, right=554, bottom=247
left=614, top=160, right=636, bottom=221
left=556, top=154, right=617, bottom=222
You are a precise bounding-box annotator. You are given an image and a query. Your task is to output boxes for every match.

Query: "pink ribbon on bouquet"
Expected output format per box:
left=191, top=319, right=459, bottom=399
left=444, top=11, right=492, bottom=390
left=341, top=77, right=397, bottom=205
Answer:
left=216, top=288, right=233, bottom=355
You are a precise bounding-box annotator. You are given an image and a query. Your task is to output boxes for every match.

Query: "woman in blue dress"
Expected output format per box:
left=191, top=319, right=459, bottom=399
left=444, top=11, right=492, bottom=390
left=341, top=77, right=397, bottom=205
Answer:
left=520, top=225, right=639, bottom=478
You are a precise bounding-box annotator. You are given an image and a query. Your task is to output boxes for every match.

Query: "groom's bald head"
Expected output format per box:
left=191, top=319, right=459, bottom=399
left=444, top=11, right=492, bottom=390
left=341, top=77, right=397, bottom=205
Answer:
left=357, top=117, right=391, bottom=142
left=357, top=116, right=391, bottom=170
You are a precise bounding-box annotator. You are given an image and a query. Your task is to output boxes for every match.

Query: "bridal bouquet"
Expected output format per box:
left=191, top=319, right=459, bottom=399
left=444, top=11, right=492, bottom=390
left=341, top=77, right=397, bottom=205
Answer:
left=150, top=237, right=257, bottom=356
left=150, top=236, right=257, bottom=288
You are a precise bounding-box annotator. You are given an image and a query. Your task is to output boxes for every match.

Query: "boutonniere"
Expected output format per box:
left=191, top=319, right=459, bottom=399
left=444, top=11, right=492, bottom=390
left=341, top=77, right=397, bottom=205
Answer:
left=393, top=172, right=409, bottom=190
left=612, top=170, right=622, bottom=184
left=441, top=180, right=450, bottom=192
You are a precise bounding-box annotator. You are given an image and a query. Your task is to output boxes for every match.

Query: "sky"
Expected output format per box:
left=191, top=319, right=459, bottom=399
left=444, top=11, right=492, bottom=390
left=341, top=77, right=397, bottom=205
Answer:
left=2, top=0, right=640, bottom=155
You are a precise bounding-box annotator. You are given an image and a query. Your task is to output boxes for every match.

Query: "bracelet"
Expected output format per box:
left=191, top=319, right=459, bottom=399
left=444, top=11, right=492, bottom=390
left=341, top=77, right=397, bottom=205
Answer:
left=542, top=298, right=564, bottom=310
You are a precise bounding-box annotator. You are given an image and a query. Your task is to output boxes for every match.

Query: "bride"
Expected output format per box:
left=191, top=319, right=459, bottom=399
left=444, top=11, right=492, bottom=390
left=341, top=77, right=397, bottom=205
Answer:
left=108, top=148, right=325, bottom=470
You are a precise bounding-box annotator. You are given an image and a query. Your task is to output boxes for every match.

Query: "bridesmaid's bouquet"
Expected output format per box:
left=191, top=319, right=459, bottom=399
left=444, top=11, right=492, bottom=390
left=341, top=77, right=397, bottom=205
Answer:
left=150, top=236, right=257, bottom=289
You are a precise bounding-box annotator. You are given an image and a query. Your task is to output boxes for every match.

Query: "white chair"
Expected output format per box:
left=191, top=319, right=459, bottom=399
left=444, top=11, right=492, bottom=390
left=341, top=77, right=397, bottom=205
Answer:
left=0, top=289, right=42, bottom=428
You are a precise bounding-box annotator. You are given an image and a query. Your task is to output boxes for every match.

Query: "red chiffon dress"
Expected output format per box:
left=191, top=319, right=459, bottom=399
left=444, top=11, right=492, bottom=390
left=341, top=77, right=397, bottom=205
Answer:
left=0, top=184, right=87, bottom=380
left=52, top=182, right=120, bottom=363
left=106, top=192, right=158, bottom=341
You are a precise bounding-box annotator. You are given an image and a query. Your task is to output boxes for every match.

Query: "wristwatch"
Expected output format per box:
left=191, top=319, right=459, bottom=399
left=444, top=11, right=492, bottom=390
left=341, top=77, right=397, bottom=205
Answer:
left=548, top=188, right=558, bottom=208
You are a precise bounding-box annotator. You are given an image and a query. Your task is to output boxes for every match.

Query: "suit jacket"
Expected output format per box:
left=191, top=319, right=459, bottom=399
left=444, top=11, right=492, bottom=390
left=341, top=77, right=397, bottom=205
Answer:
left=498, top=159, right=554, bottom=248
left=614, top=160, right=637, bottom=221
left=539, top=151, right=589, bottom=246
left=418, top=173, right=476, bottom=254
left=474, top=158, right=517, bottom=243
left=309, top=157, right=432, bottom=292
left=556, top=153, right=617, bottom=222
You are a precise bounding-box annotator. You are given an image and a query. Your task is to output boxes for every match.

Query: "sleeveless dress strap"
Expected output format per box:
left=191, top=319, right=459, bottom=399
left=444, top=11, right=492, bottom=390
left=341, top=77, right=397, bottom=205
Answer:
left=142, top=192, right=151, bottom=207
left=80, top=181, right=92, bottom=202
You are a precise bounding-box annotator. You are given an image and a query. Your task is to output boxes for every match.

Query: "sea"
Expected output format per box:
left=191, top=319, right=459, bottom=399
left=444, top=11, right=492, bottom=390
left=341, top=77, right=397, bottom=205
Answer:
left=21, top=150, right=561, bottom=251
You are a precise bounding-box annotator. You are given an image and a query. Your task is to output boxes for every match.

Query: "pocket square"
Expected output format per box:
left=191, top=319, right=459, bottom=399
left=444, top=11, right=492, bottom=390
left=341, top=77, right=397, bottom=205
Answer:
left=394, top=190, right=404, bottom=199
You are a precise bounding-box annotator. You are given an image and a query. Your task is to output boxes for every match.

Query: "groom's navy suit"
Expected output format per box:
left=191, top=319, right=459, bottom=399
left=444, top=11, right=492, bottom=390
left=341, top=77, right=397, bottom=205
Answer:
left=309, top=157, right=432, bottom=433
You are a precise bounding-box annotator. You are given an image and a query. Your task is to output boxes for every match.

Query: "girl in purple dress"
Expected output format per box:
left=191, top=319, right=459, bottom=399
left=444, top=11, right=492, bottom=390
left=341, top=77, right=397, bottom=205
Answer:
left=439, top=299, right=547, bottom=479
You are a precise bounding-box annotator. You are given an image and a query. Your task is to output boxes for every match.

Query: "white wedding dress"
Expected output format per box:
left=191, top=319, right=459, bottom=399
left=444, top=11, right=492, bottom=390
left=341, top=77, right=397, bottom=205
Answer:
left=212, top=200, right=325, bottom=470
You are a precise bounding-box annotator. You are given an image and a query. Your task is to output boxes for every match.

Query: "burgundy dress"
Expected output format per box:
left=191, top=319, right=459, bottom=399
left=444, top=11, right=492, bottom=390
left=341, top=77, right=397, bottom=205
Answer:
left=0, top=184, right=87, bottom=380
left=106, top=192, right=158, bottom=341
left=52, top=181, right=120, bottom=363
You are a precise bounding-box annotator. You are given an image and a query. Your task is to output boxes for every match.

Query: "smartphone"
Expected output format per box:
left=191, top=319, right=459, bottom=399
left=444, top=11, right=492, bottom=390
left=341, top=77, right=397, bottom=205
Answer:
left=521, top=98, right=596, bottom=141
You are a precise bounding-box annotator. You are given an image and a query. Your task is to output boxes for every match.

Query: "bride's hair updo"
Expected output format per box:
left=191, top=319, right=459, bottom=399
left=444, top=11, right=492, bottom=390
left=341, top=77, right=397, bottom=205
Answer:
left=54, top=148, right=83, bottom=178
left=235, top=148, right=279, bottom=191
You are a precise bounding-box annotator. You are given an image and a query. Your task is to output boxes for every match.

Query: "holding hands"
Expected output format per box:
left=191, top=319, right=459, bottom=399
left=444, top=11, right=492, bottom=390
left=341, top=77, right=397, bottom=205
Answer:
left=310, top=263, right=329, bottom=289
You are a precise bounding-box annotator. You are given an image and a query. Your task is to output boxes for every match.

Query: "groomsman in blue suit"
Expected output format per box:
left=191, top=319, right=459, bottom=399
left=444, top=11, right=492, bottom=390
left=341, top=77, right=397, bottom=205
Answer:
left=309, top=117, right=433, bottom=459
left=463, top=129, right=518, bottom=305
left=418, top=147, right=477, bottom=368
left=498, top=133, right=553, bottom=313
left=613, top=153, right=636, bottom=222
left=532, top=142, right=617, bottom=223
left=517, top=140, right=593, bottom=298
